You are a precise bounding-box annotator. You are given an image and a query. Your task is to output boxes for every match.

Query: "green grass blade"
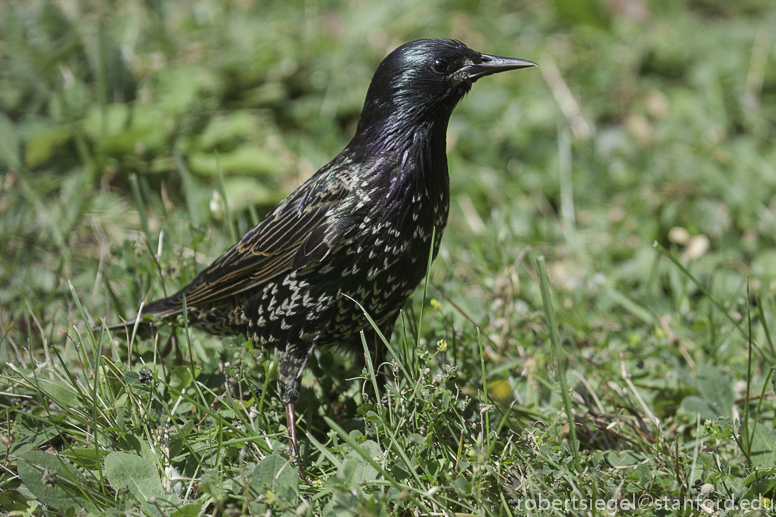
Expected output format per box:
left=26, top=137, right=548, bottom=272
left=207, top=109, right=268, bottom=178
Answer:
left=477, top=327, right=491, bottom=458
left=181, top=294, right=206, bottom=407
left=341, top=293, right=411, bottom=382
left=534, top=255, right=580, bottom=472
left=413, top=227, right=436, bottom=375
left=360, top=330, right=382, bottom=410
left=175, top=149, right=202, bottom=227
left=756, top=293, right=776, bottom=357
left=215, top=151, right=237, bottom=243
left=129, top=173, right=151, bottom=245
left=744, top=281, right=753, bottom=459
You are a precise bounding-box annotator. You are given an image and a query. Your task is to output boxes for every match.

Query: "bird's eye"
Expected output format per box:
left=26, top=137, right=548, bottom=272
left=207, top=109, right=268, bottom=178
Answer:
left=431, top=58, right=449, bottom=74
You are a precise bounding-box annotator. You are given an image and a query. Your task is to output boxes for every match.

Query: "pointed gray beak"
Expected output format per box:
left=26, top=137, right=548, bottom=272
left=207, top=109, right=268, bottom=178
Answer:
left=463, top=53, right=537, bottom=80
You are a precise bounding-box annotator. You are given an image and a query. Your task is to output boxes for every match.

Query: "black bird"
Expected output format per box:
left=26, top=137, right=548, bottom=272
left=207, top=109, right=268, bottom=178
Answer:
left=103, top=39, right=536, bottom=458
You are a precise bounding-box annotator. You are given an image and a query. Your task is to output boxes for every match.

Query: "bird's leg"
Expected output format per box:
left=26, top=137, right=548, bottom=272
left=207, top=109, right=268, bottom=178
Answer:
left=277, top=342, right=317, bottom=476
left=285, top=402, right=299, bottom=458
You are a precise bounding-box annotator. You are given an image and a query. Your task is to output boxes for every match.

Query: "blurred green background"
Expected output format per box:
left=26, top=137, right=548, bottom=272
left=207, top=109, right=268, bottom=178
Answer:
left=2, top=0, right=776, bottom=513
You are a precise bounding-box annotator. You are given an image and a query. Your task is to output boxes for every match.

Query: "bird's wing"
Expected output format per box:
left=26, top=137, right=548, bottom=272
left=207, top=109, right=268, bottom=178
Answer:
left=146, top=170, right=352, bottom=316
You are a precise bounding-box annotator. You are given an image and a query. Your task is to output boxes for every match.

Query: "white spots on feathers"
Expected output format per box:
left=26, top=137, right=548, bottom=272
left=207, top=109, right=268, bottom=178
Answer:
left=341, top=263, right=360, bottom=277
left=413, top=226, right=429, bottom=240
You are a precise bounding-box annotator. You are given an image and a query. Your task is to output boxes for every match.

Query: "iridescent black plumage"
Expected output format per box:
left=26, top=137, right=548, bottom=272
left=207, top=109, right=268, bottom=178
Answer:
left=104, top=39, right=536, bottom=458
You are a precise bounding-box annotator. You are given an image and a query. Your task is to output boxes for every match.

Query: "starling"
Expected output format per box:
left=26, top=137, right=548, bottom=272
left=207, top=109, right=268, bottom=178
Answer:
left=103, top=39, right=536, bottom=459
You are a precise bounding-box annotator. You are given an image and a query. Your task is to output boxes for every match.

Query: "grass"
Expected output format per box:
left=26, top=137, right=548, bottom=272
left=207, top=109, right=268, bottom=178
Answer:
left=2, top=0, right=776, bottom=515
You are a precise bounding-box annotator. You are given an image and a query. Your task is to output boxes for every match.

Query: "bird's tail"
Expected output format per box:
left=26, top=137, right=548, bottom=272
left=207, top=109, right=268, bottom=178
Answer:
left=92, top=296, right=184, bottom=334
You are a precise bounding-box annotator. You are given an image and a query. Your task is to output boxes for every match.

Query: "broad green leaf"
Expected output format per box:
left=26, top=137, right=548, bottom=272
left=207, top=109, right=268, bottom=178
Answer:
left=322, top=493, right=360, bottom=517
left=82, top=103, right=166, bottom=156
left=198, top=111, right=262, bottom=149
left=750, top=426, right=776, bottom=467
left=338, top=440, right=381, bottom=484
left=188, top=147, right=284, bottom=177
left=171, top=504, right=204, bottom=517
left=8, top=417, right=61, bottom=457
left=0, top=489, right=31, bottom=513
left=695, top=365, right=734, bottom=418
left=743, top=468, right=776, bottom=498
left=0, top=112, right=21, bottom=170
left=681, top=396, right=719, bottom=422
left=636, top=463, right=651, bottom=485
left=248, top=454, right=298, bottom=514
left=155, top=65, right=207, bottom=115
left=104, top=451, right=164, bottom=503
left=169, top=365, right=196, bottom=392
left=24, top=125, right=71, bottom=168
left=61, top=448, right=110, bottom=470
left=17, top=451, right=97, bottom=514
left=251, top=454, right=298, bottom=494
left=606, top=450, right=643, bottom=467
left=34, top=379, right=81, bottom=409
left=113, top=434, right=156, bottom=463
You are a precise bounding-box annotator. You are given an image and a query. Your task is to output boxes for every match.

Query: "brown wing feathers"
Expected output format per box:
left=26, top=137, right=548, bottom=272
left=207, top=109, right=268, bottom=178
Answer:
left=102, top=173, right=350, bottom=328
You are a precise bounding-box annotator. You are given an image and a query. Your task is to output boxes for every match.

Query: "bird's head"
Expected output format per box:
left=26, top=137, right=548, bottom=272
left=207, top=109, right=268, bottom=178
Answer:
left=353, top=39, right=536, bottom=145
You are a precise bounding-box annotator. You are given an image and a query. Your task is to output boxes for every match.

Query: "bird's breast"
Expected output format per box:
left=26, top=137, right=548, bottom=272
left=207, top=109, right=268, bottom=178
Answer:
left=314, top=161, right=449, bottom=340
